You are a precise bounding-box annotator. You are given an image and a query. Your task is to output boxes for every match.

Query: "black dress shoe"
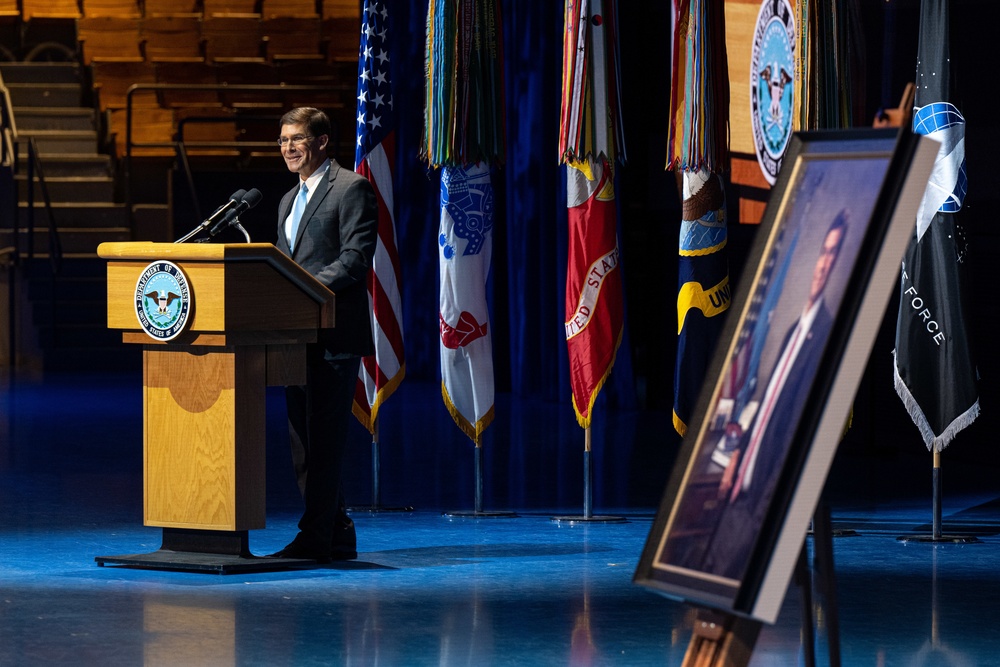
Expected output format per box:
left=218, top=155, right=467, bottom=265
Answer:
left=267, top=539, right=332, bottom=564
left=329, top=543, right=357, bottom=561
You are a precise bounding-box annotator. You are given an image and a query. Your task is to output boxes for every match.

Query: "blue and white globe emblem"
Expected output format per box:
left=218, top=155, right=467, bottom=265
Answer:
left=134, top=261, right=192, bottom=341
left=750, top=0, right=795, bottom=185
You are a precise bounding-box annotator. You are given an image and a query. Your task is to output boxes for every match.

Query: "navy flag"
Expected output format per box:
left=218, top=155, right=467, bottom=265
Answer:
left=893, top=0, right=978, bottom=451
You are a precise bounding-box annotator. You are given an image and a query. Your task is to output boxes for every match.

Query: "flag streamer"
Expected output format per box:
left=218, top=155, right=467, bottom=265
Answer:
left=559, top=0, right=625, bottom=166
left=353, top=0, right=406, bottom=433
left=424, top=0, right=506, bottom=169
left=666, top=0, right=728, bottom=173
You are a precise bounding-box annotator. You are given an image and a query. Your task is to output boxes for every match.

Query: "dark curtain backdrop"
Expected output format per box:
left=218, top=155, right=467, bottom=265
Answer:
left=391, top=1, right=678, bottom=423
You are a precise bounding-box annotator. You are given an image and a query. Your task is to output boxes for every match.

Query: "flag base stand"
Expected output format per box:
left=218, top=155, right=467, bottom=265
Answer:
left=349, top=505, right=415, bottom=513
left=443, top=443, right=518, bottom=519
left=348, top=417, right=414, bottom=514
left=551, top=430, right=625, bottom=524
left=896, top=534, right=979, bottom=544
left=895, top=451, right=980, bottom=544
left=551, top=514, right=627, bottom=524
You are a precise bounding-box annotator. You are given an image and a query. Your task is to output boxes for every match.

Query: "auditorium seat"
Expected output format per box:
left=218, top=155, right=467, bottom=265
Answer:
left=90, top=61, right=158, bottom=110
left=260, top=0, right=317, bottom=19
left=109, top=105, right=176, bottom=157
left=23, top=0, right=82, bottom=20
left=81, top=0, right=141, bottom=18
left=215, top=61, right=281, bottom=109
left=174, top=106, right=239, bottom=157
left=322, top=0, right=360, bottom=64
left=141, top=14, right=204, bottom=63
left=202, top=15, right=265, bottom=63
left=262, top=16, right=324, bottom=62
left=203, top=0, right=259, bottom=17
left=142, top=0, right=202, bottom=17
left=155, top=61, right=222, bottom=108
left=76, top=16, right=144, bottom=64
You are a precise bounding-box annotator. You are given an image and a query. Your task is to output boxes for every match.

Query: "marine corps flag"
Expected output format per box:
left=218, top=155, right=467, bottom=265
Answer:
left=560, top=0, right=626, bottom=428
left=353, top=0, right=406, bottom=432
left=894, top=0, right=978, bottom=451
left=668, top=0, right=730, bottom=436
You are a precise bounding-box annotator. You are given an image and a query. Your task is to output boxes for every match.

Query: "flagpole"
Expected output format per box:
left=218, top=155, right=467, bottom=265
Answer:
left=372, top=416, right=381, bottom=508
left=584, top=426, right=592, bottom=519
left=443, top=439, right=517, bottom=519
left=348, top=415, right=414, bottom=514
left=552, top=416, right=625, bottom=525
left=932, top=449, right=941, bottom=539
left=897, top=448, right=977, bottom=544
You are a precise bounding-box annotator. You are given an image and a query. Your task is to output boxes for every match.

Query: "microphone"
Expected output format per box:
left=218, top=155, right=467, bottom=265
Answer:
left=208, top=188, right=263, bottom=236
left=174, top=188, right=247, bottom=243
left=202, top=189, right=246, bottom=228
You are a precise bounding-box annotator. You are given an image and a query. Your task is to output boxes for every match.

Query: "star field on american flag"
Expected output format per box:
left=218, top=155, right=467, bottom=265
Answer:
left=355, top=1, right=394, bottom=165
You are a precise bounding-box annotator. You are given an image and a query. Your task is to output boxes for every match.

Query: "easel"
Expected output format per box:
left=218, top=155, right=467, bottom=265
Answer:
left=682, top=503, right=842, bottom=667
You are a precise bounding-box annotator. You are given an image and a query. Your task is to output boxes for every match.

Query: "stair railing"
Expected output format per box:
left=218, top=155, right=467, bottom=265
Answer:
left=26, top=138, right=64, bottom=275
left=0, top=72, right=63, bottom=274
left=1, top=77, right=17, bottom=369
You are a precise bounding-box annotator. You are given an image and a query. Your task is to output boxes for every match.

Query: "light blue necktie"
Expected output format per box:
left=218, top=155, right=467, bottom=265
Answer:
left=288, top=182, right=308, bottom=250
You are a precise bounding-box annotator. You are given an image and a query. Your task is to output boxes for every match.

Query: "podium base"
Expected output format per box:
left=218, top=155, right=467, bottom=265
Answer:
left=95, top=527, right=320, bottom=574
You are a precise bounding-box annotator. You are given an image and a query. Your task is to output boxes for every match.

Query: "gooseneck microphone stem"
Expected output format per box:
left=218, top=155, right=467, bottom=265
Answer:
left=175, top=189, right=248, bottom=243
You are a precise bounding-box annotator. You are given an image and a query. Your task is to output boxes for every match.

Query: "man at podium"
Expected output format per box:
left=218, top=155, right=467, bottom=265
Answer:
left=269, top=107, right=378, bottom=562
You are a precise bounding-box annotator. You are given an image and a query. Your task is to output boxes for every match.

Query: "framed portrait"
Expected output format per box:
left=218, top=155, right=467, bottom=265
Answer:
left=634, top=129, right=939, bottom=623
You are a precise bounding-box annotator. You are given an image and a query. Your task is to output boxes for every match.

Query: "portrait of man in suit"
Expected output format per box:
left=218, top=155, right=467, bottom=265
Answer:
left=699, top=210, right=849, bottom=579
left=269, top=107, right=378, bottom=563
left=658, top=205, right=854, bottom=582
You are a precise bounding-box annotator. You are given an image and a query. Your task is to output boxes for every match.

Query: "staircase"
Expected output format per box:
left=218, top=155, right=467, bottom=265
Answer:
left=1, top=61, right=139, bottom=372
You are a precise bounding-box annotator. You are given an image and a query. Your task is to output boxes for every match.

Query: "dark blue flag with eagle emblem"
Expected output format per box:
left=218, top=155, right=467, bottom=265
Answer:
left=893, top=0, right=978, bottom=451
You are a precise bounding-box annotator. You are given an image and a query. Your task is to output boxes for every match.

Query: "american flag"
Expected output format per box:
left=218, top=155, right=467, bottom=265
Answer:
left=352, top=0, right=406, bottom=433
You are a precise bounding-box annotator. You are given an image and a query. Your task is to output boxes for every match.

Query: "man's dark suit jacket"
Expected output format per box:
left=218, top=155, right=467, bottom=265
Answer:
left=274, top=159, right=378, bottom=357
left=703, top=302, right=833, bottom=579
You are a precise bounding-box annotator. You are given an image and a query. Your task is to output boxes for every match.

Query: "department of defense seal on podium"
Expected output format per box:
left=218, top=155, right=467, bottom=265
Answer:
left=750, top=0, right=796, bottom=185
left=134, top=261, right=192, bottom=341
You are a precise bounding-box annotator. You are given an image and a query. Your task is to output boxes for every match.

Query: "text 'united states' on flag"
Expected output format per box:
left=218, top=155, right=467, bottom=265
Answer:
left=560, top=0, right=626, bottom=429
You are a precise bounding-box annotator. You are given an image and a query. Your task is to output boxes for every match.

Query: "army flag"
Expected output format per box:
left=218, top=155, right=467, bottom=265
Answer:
left=438, top=164, right=496, bottom=444
left=425, top=0, right=505, bottom=443
left=893, top=0, right=978, bottom=451
left=353, top=0, right=406, bottom=432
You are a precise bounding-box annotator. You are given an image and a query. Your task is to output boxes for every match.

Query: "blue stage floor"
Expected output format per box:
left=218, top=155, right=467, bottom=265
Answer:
left=3, top=371, right=1000, bottom=666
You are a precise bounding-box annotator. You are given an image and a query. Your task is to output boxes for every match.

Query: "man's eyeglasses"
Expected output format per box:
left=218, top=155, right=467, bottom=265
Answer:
left=277, top=135, right=314, bottom=147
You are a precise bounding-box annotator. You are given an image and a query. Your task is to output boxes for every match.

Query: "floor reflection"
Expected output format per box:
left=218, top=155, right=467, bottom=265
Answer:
left=2, top=372, right=1000, bottom=665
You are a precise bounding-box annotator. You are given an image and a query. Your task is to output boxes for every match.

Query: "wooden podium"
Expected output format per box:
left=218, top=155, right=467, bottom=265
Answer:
left=94, top=242, right=335, bottom=573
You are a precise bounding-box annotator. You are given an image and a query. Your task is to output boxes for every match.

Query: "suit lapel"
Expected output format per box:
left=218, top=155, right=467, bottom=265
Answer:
left=290, top=161, right=338, bottom=254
